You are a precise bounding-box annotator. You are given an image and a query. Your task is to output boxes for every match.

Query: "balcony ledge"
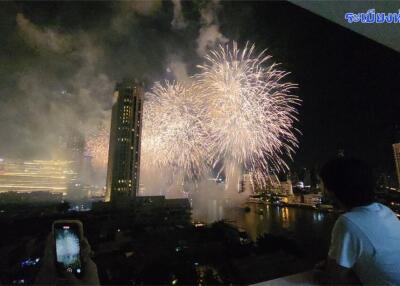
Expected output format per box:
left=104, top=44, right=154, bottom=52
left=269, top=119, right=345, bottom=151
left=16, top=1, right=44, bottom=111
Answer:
left=251, top=271, right=319, bottom=286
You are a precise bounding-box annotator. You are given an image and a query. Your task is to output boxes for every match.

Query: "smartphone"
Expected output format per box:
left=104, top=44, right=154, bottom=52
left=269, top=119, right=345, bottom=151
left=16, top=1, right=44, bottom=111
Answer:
left=52, top=220, right=83, bottom=277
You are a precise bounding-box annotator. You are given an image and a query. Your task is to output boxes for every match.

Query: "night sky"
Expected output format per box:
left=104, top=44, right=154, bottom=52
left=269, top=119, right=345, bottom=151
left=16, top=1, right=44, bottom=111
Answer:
left=0, top=1, right=399, bottom=176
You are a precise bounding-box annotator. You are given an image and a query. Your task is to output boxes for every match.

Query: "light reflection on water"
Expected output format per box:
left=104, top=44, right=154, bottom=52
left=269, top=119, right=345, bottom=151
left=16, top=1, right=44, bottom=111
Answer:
left=196, top=201, right=339, bottom=261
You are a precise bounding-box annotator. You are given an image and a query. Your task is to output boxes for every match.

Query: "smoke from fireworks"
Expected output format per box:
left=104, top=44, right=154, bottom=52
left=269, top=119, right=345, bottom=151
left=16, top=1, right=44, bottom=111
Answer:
left=86, top=125, right=109, bottom=170
left=89, top=41, right=300, bottom=189
left=195, top=42, right=300, bottom=186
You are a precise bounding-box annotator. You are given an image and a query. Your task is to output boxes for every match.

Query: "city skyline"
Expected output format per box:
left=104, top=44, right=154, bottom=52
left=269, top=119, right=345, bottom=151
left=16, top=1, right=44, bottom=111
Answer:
left=0, top=2, right=399, bottom=285
left=0, top=1, right=399, bottom=177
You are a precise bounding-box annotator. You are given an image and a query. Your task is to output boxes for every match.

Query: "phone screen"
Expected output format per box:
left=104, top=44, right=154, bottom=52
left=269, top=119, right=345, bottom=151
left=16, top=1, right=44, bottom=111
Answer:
left=54, top=223, right=82, bottom=275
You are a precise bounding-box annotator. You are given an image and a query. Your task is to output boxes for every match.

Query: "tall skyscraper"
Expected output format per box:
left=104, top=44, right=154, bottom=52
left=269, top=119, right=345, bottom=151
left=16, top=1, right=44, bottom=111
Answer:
left=393, top=143, right=400, bottom=188
left=105, top=79, right=144, bottom=202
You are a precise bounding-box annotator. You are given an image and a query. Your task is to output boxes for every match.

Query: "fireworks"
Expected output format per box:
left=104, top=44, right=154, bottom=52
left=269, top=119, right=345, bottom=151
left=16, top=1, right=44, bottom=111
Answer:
left=86, top=125, right=109, bottom=169
left=195, top=42, right=300, bottom=185
left=87, top=41, right=300, bottom=188
left=141, top=81, right=210, bottom=180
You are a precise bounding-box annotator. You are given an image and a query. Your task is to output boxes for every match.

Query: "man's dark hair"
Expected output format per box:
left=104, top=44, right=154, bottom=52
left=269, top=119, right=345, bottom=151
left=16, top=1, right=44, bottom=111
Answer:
left=319, top=157, right=375, bottom=208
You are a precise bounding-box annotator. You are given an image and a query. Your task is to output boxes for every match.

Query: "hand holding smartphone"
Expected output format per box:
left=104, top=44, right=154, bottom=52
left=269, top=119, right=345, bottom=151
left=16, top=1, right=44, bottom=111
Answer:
left=35, top=220, right=99, bottom=285
left=52, top=220, right=84, bottom=277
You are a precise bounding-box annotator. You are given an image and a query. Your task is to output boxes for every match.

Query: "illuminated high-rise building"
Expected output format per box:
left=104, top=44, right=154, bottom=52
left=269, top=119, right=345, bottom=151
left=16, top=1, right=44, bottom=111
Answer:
left=393, top=143, right=400, bottom=188
left=238, top=173, right=254, bottom=194
left=105, top=79, right=144, bottom=202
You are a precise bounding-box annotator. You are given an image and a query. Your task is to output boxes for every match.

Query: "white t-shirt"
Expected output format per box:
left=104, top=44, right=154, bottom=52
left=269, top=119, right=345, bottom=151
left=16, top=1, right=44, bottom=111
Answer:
left=329, top=202, right=400, bottom=285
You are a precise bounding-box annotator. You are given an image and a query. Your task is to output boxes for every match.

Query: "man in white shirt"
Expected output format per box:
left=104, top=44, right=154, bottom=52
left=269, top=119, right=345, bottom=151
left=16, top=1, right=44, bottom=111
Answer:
left=315, top=157, right=400, bottom=285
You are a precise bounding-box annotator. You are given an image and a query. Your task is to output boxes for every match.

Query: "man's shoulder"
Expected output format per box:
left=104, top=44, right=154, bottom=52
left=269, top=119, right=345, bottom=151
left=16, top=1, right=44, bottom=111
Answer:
left=335, top=210, right=375, bottom=238
left=341, top=203, right=400, bottom=245
left=330, top=215, right=362, bottom=242
left=344, top=203, right=395, bottom=223
left=334, top=214, right=359, bottom=233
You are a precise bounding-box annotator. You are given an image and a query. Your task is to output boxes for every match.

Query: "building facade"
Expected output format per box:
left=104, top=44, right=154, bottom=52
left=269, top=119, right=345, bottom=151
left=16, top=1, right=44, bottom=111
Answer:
left=393, top=143, right=400, bottom=188
left=0, top=159, right=76, bottom=194
left=105, top=79, right=144, bottom=202
left=238, top=173, right=255, bottom=194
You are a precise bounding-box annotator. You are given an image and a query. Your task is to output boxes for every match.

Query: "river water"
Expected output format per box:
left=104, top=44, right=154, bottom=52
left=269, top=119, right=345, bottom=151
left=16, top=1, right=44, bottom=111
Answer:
left=195, top=201, right=339, bottom=261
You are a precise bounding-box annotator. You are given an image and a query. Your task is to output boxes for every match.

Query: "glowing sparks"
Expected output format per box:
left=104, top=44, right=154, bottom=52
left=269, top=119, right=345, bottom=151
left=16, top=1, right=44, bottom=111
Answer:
left=195, top=42, right=300, bottom=186
left=87, top=41, right=300, bottom=189
left=86, top=126, right=109, bottom=169
left=141, top=81, right=209, bottom=180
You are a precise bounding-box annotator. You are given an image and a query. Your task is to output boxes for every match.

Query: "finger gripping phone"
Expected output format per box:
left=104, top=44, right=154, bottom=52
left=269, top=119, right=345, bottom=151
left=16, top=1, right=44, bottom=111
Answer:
left=52, top=220, right=83, bottom=277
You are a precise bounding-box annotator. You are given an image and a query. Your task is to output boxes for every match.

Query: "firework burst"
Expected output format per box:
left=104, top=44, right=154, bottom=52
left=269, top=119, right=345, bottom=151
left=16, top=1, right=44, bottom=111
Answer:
left=86, top=125, right=109, bottom=170
left=195, top=41, right=300, bottom=186
left=86, top=42, right=300, bottom=190
left=141, top=81, right=209, bottom=180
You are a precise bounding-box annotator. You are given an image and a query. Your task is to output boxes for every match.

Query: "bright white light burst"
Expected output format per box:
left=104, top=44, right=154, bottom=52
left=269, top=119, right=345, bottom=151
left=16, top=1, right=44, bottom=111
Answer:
left=195, top=41, right=300, bottom=186
left=141, top=81, right=209, bottom=180
left=90, top=42, right=300, bottom=189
